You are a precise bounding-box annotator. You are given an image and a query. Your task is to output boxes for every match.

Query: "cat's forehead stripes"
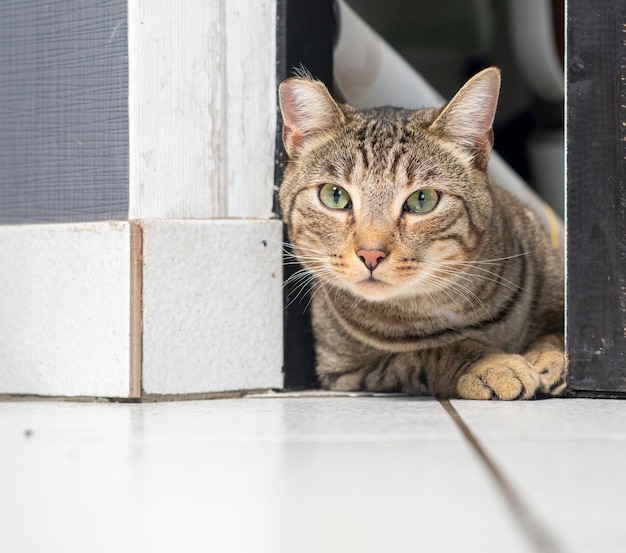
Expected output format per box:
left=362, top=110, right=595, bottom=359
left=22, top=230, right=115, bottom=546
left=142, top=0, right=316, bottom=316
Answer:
left=319, top=125, right=440, bottom=196
left=338, top=107, right=446, bottom=188
left=350, top=109, right=417, bottom=147
left=348, top=119, right=414, bottom=182
left=289, top=99, right=482, bottom=221
left=324, top=152, right=360, bottom=185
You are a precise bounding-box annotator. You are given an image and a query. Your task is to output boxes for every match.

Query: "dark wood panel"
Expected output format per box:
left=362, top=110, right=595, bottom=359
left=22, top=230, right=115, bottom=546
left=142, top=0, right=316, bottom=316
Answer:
left=566, top=0, right=626, bottom=393
left=0, top=0, right=128, bottom=223
left=276, top=0, right=335, bottom=389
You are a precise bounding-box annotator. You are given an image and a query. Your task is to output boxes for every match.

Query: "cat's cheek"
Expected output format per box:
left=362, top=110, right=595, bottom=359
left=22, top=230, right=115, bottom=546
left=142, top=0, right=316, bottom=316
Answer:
left=422, top=240, right=467, bottom=264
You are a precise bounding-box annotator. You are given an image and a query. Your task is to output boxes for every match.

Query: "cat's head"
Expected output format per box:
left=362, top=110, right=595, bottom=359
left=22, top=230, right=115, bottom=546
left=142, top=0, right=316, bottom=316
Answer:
left=279, top=68, right=501, bottom=302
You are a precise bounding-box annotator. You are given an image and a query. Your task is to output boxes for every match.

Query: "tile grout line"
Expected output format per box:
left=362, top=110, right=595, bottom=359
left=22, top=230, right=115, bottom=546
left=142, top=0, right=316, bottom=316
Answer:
left=439, top=399, right=570, bottom=553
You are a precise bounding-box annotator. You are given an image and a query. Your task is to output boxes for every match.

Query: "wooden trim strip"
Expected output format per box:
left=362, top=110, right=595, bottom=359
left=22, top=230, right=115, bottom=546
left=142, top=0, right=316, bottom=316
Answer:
left=129, top=221, right=143, bottom=398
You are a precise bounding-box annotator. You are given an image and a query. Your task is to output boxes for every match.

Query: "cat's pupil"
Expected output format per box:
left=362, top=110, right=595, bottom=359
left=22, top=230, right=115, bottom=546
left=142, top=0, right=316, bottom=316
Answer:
left=417, top=191, right=426, bottom=207
left=333, top=187, right=342, bottom=205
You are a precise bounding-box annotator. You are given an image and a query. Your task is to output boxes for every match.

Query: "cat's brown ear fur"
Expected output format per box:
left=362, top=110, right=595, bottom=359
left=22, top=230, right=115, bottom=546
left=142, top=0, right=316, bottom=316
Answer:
left=279, top=77, right=345, bottom=158
left=429, top=67, right=501, bottom=169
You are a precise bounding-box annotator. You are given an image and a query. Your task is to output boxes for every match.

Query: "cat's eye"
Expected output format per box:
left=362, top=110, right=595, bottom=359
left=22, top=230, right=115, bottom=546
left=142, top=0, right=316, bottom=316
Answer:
left=404, top=189, right=439, bottom=213
left=319, top=183, right=351, bottom=210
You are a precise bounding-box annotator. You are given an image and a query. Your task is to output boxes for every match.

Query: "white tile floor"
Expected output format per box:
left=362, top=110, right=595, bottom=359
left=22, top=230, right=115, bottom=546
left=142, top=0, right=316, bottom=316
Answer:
left=1, top=396, right=624, bottom=553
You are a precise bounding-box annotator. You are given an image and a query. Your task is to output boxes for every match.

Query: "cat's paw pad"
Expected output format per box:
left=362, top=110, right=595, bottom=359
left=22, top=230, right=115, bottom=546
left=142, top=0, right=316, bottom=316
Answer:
left=456, top=354, right=540, bottom=400
left=525, top=349, right=567, bottom=396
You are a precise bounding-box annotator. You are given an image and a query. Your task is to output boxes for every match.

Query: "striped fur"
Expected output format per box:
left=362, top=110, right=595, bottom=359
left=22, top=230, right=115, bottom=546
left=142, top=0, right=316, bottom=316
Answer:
left=279, top=68, right=565, bottom=400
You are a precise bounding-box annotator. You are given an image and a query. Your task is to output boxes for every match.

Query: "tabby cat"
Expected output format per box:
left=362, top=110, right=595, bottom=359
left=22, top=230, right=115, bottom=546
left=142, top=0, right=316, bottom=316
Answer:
left=279, top=68, right=565, bottom=400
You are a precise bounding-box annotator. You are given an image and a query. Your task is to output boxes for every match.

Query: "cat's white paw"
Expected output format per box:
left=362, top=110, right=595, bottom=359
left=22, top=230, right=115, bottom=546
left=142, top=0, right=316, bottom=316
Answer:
left=456, top=354, right=540, bottom=400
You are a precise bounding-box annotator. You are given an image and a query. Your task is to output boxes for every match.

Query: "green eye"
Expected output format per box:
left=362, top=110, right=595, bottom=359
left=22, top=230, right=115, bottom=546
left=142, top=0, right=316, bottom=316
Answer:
left=405, top=189, right=439, bottom=213
left=319, top=183, right=351, bottom=209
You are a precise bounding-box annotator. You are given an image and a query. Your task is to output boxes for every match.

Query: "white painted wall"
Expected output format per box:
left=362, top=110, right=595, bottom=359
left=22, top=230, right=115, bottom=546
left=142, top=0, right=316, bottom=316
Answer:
left=128, top=0, right=277, bottom=219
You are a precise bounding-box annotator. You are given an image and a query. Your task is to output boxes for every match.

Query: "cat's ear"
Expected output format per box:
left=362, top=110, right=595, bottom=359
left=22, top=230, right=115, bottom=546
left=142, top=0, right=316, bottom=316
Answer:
left=279, top=77, right=345, bottom=158
left=428, top=67, right=501, bottom=168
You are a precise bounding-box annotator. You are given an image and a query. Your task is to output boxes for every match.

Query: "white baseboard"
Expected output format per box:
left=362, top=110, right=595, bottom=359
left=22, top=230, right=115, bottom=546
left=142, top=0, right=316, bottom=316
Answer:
left=140, top=219, right=284, bottom=395
left=0, top=219, right=284, bottom=398
left=0, top=222, right=131, bottom=397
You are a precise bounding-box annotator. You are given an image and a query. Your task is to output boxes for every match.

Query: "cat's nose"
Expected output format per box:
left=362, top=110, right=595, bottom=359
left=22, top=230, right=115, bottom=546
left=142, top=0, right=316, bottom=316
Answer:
left=356, top=248, right=387, bottom=271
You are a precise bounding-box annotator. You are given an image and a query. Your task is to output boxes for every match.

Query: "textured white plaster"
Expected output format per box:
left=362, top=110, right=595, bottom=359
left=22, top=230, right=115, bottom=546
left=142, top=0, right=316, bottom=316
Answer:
left=141, top=219, right=283, bottom=394
left=0, top=222, right=130, bottom=397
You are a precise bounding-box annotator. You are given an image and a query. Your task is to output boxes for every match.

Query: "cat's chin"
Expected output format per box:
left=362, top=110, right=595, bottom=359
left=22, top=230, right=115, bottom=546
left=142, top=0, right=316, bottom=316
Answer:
left=350, top=279, right=401, bottom=302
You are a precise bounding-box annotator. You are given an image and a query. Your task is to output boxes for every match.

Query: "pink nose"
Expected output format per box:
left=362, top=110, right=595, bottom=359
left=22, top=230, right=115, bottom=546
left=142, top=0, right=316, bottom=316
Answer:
left=356, top=249, right=387, bottom=271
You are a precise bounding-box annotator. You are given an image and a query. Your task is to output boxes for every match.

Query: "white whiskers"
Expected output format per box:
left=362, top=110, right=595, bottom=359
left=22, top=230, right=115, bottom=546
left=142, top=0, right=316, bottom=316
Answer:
left=281, top=241, right=341, bottom=311
left=281, top=237, right=527, bottom=322
left=411, top=252, right=529, bottom=322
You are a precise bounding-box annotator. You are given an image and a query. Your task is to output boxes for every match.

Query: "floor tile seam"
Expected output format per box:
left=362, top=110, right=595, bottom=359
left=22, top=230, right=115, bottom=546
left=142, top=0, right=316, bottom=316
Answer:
left=438, top=399, right=571, bottom=553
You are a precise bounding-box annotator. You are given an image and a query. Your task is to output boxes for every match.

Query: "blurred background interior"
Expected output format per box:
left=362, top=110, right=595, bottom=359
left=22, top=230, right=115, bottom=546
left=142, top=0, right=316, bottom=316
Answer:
left=344, top=0, right=565, bottom=217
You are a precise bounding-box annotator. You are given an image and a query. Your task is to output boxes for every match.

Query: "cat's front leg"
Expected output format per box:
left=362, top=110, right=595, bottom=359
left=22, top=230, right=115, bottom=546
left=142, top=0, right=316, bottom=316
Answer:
left=315, top=342, right=524, bottom=399
left=314, top=324, right=564, bottom=399
left=316, top=341, right=544, bottom=399
left=375, top=341, right=544, bottom=400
